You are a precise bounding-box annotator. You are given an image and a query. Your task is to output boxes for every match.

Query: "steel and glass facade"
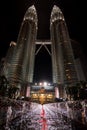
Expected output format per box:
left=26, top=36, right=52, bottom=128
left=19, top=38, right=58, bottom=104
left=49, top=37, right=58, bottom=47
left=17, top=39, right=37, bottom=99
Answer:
left=6, top=5, right=37, bottom=88
left=50, top=5, right=78, bottom=86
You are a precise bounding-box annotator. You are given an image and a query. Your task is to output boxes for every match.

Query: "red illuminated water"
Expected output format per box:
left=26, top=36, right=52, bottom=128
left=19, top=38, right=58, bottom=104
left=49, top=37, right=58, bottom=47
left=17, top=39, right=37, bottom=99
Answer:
left=40, top=105, right=48, bottom=130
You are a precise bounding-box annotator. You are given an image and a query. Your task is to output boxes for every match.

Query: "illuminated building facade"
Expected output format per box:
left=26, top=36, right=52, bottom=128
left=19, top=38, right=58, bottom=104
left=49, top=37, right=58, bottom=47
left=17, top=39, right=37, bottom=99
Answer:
left=50, top=5, right=78, bottom=85
left=5, top=5, right=37, bottom=89
left=50, top=5, right=78, bottom=97
left=0, top=5, right=80, bottom=100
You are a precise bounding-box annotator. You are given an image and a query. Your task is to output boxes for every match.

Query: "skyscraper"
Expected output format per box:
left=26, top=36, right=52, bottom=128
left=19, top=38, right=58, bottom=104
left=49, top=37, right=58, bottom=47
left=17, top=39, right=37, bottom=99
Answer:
left=50, top=5, right=78, bottom=97
left=6, top=5, right=37, bottom=88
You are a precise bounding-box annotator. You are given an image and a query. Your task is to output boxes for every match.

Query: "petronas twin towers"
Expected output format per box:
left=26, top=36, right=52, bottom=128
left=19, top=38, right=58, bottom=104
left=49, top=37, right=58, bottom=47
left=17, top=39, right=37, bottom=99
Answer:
left=4, top=5, right=78, bottom=98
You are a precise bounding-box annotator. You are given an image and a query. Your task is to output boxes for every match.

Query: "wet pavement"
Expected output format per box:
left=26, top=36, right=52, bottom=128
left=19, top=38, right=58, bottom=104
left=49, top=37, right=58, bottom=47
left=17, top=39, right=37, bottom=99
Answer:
left=0, top=98, right=87, bottom=130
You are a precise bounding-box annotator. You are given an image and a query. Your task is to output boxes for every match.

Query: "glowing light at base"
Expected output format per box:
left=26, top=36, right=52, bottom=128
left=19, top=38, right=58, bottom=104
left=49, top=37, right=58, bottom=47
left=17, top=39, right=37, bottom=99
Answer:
left=43, top=82, right=47, bottom=86
left=26, top=86, right=30, bottom=97
left=55, top=87, right=59, bottom=98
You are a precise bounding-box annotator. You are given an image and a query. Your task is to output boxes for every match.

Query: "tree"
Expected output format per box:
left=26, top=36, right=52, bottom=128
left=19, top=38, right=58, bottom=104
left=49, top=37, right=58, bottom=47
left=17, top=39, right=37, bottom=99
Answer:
left=8, top=85, right=19, bottom=99
left=0, top=75, right=8, bottom=97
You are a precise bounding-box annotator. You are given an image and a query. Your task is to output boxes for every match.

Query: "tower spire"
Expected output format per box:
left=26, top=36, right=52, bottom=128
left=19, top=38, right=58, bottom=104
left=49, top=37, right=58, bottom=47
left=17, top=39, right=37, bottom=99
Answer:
left=50, top=5, right=64, bottom=25
left=23, top=5, right=38, bottom=28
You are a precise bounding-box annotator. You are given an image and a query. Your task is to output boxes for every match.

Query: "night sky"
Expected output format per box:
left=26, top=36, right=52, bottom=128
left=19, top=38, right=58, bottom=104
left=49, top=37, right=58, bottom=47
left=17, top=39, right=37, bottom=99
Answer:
left=0, top=0, right=86, bottom=82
